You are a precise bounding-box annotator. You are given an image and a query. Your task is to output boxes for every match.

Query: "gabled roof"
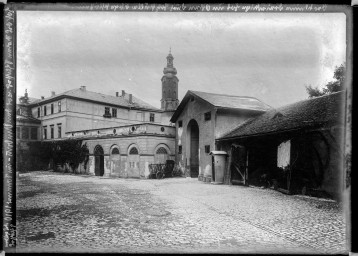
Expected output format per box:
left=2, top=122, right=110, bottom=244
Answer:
left=170, top=90, right=272, bottom=122
left=218, top=91, right=345, bottom=141
left=28, top=88, right=160, bottom=111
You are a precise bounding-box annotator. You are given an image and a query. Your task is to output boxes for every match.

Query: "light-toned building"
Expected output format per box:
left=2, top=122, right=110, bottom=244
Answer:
left=16, top=51, right=180, bottom=177
left=27, top=87, right=170, bottom=140
left=170, top=90, right=272, bottom=181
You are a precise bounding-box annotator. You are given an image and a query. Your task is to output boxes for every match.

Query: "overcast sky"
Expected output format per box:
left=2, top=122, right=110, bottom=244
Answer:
left=17, top=11, right=346, bottom=108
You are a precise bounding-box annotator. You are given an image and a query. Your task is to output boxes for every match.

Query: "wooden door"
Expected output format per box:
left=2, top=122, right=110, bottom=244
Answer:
left=230, top=144, right=248, bottom=185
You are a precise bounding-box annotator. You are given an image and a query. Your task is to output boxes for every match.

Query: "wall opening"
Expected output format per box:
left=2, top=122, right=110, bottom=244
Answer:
left=155, top=146, right=169, bottom=164
left=187, top=119, right=199, bottom=178
left=94, top=145, right=104, bottom=176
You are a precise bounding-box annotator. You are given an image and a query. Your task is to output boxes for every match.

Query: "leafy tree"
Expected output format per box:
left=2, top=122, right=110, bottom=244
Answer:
left=306, top=63, right=346, bottom=98
left=19, top=139, right=89, bottom=173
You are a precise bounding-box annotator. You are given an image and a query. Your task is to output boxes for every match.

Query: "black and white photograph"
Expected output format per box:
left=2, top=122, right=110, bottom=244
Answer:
left=6, top=2, right=352, bottom=254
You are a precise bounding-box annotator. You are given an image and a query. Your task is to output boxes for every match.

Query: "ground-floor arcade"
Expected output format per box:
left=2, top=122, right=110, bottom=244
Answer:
left=77, top=136, right=175, bottom=178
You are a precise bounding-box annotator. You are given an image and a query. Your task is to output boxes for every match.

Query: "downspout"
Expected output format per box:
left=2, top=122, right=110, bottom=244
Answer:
left=245, top=149, right=249, bottom=185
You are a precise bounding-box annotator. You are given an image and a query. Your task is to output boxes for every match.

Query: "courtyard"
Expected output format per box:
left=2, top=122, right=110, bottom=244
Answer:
left=16, top=171, right=348, bottom=254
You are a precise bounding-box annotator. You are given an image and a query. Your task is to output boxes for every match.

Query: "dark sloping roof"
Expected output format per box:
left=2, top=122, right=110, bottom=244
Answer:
left=16, top=115, right=41, bottom=123
left=219, top=91, right=345, bottom=140
left=28, top=88, right=160, bottom=111
left=170, top=90, right=272, bottom=122
left=16, top=96, right=40, bottom=104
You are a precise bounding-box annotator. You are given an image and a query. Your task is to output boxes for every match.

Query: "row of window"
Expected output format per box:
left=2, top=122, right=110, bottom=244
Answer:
left=16, top=126, right=38, bottom=140
left=37, top=101, right=61, bottom=117
left=177, top=145, right=211, bottom=154
left=104, top=107, right=156, bottom=122
left=43, top=123, right=62, bottom=139
left=95, top=146, right=168, bottom=156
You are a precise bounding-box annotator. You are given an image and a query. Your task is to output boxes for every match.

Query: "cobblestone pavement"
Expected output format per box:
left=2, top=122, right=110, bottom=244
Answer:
left=16, top=171, right=348, bottom=254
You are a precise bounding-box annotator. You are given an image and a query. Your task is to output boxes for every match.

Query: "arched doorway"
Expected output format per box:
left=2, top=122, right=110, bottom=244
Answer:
left=110, top=146, right=121, bottom=175
left=94, top=145, right=104, bottom=176
left=187, top=119, right=199, bottom=177
left=155, top=146, right=169, bottom=164
left=128, top=145, right=140, bottom=178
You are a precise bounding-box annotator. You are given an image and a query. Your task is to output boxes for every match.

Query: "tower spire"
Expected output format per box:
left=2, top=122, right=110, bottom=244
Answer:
left=161, top=50, right=179, bottom=111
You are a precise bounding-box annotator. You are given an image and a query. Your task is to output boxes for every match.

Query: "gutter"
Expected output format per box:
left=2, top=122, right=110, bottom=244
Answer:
left=216, top=124, right=331, bottom=142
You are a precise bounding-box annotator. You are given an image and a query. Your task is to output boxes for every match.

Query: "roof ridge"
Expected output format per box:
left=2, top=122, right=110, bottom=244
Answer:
left=275, top=90, right=345, bottom=111
left=189, top=90, right=262, bottom=100
left=28, top=87, right=160, bottom=110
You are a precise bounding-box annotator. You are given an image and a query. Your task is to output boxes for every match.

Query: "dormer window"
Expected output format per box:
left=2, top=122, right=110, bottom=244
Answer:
left=272, top=112, right=284, bottom=119
left=37, top=107, right=40, bottom=117
left=44, top=106, right=47, bottom=116
left=51, top=104, right=54, bottom=114
left=58, top=101, right=61, bottom=112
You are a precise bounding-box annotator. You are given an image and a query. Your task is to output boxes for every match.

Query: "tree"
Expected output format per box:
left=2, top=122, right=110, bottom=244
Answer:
left=306, top=63, right=346, bottom=98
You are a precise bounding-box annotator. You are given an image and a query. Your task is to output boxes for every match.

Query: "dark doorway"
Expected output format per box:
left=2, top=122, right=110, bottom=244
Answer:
left=94, top=145, right=104, bottom=176
left=188, top=119, right=199, bottom=178
left=212, top=156, right=215, bottom=182
left=230, top=144, right=248, bottom=185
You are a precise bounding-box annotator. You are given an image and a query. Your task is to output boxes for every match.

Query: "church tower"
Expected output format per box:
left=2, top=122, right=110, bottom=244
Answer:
left=161, top=49, right=179, bottom=111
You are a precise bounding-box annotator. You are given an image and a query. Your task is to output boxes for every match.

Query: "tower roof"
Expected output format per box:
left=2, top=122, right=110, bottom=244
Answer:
left=164, top=48, right=177, bottom=75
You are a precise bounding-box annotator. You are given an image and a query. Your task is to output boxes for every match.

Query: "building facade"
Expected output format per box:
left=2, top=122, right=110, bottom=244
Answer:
left=216, top=91, right=345, bottom=200
left=16, top=51, right=178, bottom=177
left=16, top=90, right=42, bottom=172
left=170, top=90, right=272, bottom=181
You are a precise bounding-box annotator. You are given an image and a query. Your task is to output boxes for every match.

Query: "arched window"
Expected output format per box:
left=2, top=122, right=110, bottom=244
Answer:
left=94, top=145, right=104, bottom=155
left=156, top=147, right=168, bottom=154
left=111, top=148, right=119, bottom=155
left=129, top=147, right=138, bottom=155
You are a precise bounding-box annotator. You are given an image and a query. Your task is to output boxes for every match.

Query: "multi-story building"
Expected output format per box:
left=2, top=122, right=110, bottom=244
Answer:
left=16, top=51, right=180, bottom=178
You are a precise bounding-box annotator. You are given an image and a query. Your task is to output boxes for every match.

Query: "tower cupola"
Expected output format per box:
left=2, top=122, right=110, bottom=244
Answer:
left=161, top=48, right=179, bottom=111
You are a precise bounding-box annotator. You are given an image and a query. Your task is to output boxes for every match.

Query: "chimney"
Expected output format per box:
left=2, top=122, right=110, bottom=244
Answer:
left=51, top=91, right=55, bottom=96
left=41, top=96, right=45, bottom=99
left=129, top=94, right=133, bottom=104
left=80, top=86, right=86, bottom=91
left=116, top=92, right=119, bottom=97
left=122, top=90, right=125, bottom=96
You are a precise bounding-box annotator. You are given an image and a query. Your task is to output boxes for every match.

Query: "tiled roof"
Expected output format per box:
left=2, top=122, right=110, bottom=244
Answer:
left=190, top=91, right=272, bottom=111
left=170, top=90, right=272, bottom=122
left=28, top=88, right=160, bottom=111
left=218, top=91, right=345, bottom=140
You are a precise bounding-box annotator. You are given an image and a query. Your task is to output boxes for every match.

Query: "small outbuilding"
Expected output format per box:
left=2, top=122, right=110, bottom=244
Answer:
left=216, top=91, right=346, bottom=200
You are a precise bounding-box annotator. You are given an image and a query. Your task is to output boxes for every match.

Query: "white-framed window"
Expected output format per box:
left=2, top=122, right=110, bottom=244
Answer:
left=150, top=113, right=155, bottom=122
